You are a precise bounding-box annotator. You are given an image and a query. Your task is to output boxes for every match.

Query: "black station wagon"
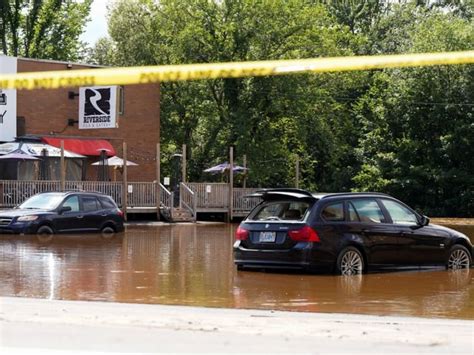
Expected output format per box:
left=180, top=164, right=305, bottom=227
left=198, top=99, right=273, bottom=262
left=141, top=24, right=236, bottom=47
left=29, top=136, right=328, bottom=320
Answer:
left=0, top=191, right=124, bottom=236
left=234, top=189, right=473, bottom=275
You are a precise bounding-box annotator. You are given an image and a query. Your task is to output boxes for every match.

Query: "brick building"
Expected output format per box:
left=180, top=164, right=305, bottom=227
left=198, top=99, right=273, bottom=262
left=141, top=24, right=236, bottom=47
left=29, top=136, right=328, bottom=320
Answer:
left=0, top=55, right=160, bottom=182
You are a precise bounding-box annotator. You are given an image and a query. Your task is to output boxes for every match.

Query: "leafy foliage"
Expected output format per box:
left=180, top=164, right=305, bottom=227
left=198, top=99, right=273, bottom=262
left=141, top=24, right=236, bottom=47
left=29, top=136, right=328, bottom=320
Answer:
left=93, top=0, right=473, bottom=216
left=0, top=0, right=92, bottom=61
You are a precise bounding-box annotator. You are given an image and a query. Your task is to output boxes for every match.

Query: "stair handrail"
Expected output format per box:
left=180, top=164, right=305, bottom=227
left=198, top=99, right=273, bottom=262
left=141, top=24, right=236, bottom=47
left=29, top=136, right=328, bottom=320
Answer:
left=179, top=182, right=197, bottom=221
left=159, top=183, right=173, bottom=209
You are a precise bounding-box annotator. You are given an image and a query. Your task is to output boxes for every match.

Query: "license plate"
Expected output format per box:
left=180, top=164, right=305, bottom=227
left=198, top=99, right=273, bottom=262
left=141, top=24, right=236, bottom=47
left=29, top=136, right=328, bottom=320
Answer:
left=259, top=231, right=276, bottom=243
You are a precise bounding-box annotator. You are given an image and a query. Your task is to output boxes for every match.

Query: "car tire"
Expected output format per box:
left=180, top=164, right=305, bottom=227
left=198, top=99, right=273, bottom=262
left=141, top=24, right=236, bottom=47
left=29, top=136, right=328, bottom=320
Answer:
left=336, top=246, right=365, bottom=275
left=36, top=225, right=54, bottom=243
left=101, top=225, right=116, bottom=239
left=446, top=245, right=471, bottom=270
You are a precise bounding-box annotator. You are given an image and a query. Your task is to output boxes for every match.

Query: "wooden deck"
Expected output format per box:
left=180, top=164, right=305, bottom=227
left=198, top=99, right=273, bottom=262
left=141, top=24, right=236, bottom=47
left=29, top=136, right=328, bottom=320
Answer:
left=0, top=180, right=261, bottom=220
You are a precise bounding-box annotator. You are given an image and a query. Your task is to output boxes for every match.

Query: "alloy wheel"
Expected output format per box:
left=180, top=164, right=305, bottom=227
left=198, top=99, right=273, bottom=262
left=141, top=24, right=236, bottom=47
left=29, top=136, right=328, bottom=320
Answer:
left=340, top=250, right=363, bottom=275
left=448, top=249, right=470, bottom=269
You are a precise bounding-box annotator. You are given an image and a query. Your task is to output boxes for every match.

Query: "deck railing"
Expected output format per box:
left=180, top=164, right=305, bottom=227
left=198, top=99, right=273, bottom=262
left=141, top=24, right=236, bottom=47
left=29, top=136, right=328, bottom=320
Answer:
left=179, top=182, right=197, bottom=221
left=233, top=188, right=260, bottom=214
left=159, top=183, right=173, bottom=210
left=65, top=181, right=123, bottom=206
left=187, top=183, right=229, bottom=208
left=0, top=180, right=156, bottom=209
left=186, top=182, right=260, bottom=213
left=0, top=180, right=263, bottom=217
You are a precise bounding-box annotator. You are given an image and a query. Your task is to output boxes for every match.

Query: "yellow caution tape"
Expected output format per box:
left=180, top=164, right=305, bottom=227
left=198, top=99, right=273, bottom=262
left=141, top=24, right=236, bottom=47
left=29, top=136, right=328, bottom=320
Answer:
left=1, top=51, right=473, bottom=90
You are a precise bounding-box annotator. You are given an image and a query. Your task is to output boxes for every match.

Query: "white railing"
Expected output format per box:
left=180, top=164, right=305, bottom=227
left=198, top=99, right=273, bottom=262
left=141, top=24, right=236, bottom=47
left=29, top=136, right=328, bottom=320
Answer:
left=65, top=181, right=123, bottom=207
left=159, top=183, right=173, bottom=210
left=0, top=180, right=61, bottom=207
left=127, top=182, right=156, bottom=207
left=180, top=182, right=197, bottom=221
left=0, top=180, right=263, bottom=216
left=0, top=180, right=155, bottom=210
left=233, top=188, right=261, bottom=213
left=187, top=182, right=229, bottom=208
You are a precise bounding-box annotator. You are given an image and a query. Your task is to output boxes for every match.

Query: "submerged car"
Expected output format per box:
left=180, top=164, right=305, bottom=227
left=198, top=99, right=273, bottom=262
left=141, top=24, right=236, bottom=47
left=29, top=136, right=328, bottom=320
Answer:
left=0, top=191, right=124, bottom=235
left=234, top=189, right=473, bottom=275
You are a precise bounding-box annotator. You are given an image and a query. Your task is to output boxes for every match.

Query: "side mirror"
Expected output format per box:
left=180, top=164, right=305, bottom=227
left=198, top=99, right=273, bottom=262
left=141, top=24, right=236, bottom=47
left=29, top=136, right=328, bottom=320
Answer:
left=59, top=206, right=72, bottom=214
left=419, top=215, right=430, bottom=227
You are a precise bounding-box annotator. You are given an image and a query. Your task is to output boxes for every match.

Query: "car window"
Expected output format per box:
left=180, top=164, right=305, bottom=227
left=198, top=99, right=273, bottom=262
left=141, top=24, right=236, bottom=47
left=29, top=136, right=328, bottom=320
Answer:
left=82, top=196, right=100, bottom=212
left=381, top=199, right=418, bottom=225
left=252, top=201, right=309, bottom=221
left=351, top=199, right=385, bottom=223
left=348, top=202, right=360, bottom=222
left=62, top=196, right=80, bottom=212
left=19, top=193, right=64, bottom=210
left=321, top=202, right=344, bottom=221
left=99, top=197, right=116, bottom=209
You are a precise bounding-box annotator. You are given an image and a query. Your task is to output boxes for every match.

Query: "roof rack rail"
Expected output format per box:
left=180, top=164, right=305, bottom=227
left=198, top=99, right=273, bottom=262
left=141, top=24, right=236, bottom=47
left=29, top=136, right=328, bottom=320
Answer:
left=255, top=188, right=314, bottom=198
left=319, top=192, right=390, bottom=199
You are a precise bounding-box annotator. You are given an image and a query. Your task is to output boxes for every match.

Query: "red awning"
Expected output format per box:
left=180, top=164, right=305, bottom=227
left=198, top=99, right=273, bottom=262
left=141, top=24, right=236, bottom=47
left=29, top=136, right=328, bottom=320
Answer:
left=42, top=137, right=116, bottom=157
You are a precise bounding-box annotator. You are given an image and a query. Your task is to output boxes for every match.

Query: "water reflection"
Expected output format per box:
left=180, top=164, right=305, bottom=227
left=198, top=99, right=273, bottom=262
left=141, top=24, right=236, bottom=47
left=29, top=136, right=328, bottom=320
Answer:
left=0, top=222, right=472, bottom=319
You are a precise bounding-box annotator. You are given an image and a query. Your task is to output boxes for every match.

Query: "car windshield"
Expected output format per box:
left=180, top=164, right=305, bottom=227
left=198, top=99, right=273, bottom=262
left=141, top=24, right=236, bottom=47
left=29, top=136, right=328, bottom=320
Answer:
left=251, top=200, right=311, bottom=221
left=19, top=193, right=64, bottom=210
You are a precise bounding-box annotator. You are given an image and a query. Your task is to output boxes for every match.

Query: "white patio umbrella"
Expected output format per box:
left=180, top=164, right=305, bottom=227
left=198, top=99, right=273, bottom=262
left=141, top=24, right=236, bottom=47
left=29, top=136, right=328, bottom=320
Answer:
left=91, top=156, right=138, bottom=167
left=92, top=156, right=138, bottom=181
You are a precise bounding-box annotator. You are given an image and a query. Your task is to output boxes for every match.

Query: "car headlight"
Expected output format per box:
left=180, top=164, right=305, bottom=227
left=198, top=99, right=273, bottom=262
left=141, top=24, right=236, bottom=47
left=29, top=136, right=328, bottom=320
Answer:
left=17, top=215, right=39, bottom=222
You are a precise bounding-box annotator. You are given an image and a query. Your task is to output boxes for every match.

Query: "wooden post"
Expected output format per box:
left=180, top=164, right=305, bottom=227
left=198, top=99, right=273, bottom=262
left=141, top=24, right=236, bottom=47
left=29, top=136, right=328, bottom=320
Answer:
left=156, top=143, right=161, bottom=221
left=182, top=144, right=187, bottom=183
left=122, top=142, right=128, bottom=221
left=228, top=146, right=234, bottom=222
left=243, top=154, right=247, bottom=189
left=60, top=140, right=65, bottom=191
left=295, top=155, right=300, bottom=189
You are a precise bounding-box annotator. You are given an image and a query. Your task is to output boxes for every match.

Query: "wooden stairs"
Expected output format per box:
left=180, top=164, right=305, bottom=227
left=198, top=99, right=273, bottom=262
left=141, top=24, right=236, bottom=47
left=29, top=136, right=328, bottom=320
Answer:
left=160, top=206, right=195, bottom=223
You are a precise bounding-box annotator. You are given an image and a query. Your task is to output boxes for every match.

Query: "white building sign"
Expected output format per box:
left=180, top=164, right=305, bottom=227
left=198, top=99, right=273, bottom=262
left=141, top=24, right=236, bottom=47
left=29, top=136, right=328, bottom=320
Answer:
left=79, top=86, right=118, bottom=129
left=0, top=56, right=17, bottom=141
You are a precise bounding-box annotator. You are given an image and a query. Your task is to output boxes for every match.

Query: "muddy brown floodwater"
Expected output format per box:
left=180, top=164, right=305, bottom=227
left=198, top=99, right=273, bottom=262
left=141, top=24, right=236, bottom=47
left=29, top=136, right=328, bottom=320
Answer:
left=0, top=219, right=473, bottom=320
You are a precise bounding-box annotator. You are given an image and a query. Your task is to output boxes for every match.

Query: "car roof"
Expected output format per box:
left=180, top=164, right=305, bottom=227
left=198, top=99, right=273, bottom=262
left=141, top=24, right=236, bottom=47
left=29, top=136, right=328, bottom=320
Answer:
left=38, top=191, right=110, bottom=197
left=251, top=189, right=391, bottom=201
left=312, top=192, right=392, bottom=200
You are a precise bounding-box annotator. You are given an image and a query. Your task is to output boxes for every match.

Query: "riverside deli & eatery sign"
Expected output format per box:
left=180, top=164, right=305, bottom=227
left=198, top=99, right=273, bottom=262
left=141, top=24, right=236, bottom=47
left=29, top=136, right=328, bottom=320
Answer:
left=79, top=86, right=118, bottom=129
left=0, top=56, right=17, bottom=141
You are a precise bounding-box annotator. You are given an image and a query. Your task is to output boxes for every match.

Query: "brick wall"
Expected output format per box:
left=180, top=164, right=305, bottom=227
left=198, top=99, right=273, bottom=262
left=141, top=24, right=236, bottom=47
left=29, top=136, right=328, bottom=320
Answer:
left=17, top=58, right=160, bottom=182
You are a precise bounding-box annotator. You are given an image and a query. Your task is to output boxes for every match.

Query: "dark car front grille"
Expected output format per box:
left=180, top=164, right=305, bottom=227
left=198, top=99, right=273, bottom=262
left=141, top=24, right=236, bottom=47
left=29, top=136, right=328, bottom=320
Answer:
left=0, top=218, right=13, bottom=226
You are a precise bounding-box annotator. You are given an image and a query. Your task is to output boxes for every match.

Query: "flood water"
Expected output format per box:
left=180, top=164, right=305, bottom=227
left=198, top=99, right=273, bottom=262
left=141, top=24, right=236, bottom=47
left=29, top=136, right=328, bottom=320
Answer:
left=0, top=219, right=473, bottom=319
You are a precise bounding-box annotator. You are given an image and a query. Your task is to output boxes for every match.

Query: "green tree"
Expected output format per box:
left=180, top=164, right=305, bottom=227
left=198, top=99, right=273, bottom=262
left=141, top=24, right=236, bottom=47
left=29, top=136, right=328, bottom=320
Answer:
left=96, top=0, right=473, bottom=216
left=0, top=0, right=92, bottom=61
left=353, top=5, right=474, bottom=216
left=104, top=0, right=364, bottom=189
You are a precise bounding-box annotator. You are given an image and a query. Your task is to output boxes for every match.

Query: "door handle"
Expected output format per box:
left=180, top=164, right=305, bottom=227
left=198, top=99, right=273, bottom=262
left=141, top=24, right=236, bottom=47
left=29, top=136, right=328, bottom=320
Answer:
left=101, top=214, right=107, bottom=217
left=76, top=215, right=84, bottom=219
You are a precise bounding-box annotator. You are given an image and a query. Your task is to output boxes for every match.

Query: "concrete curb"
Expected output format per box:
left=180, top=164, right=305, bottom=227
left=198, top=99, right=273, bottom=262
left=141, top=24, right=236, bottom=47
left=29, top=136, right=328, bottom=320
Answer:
left=1, top=297, right=473, bottom=353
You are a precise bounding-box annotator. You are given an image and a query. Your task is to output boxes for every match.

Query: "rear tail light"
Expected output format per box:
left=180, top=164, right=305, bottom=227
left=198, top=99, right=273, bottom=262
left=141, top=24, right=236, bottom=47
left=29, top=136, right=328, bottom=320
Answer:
left=117, top=210, right=124, bottom=218
left=236, top=226, right=249, bottom=240
left=288, top=225, right=320, bottom=242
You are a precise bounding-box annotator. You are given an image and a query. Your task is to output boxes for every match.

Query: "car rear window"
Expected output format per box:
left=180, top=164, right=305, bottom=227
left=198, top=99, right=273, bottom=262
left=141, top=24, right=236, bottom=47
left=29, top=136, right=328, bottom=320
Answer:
left=99, top=196, right=117, bottom=209
left=321, top=202, right=344, bottom=221
left=250, top=201, right=310, bottom=221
